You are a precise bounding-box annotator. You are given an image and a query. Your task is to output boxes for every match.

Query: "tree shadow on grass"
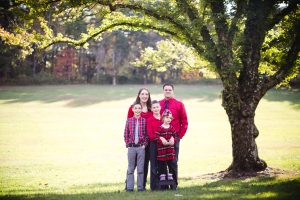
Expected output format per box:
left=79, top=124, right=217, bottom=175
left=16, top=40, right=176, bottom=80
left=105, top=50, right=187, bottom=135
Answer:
left=0, top=85, right=299, bottom=108
left=0, top=85, right=142, bottom=107
left=263, top=88, right=300, bottom=110
left=1, top=177, right=299, bottom=200
left=0, top=85, right=224, bottom=107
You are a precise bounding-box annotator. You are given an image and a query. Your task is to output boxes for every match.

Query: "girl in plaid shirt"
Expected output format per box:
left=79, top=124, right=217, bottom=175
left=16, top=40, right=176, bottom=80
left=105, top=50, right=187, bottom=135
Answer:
left=156, top=110, right=178, bottom=189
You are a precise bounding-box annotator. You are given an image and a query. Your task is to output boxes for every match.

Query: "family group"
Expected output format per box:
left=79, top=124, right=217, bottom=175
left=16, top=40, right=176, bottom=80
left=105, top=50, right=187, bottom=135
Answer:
left=124, top=83, right=188, bottom=191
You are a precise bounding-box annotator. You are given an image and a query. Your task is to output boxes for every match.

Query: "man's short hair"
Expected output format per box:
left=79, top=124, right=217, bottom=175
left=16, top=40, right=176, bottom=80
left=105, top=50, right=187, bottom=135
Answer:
left=163, top=83, right=174, bottom=90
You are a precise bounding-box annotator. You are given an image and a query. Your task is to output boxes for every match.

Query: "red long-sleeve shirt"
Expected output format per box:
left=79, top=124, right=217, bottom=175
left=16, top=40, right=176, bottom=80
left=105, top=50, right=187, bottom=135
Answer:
left=160, top=98, right=188, bottom=139
left=147, top=115, right=161, bottom=141
left=127, top=106, right=153, bottom=119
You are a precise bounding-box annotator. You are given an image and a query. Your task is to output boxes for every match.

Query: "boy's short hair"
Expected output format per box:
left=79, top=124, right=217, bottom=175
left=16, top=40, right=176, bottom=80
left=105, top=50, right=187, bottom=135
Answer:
left=132, top=102, right=142, bottom=108
left=151, top=100, right=160, bottom=105
left=163, top=83, right=174, bottom=90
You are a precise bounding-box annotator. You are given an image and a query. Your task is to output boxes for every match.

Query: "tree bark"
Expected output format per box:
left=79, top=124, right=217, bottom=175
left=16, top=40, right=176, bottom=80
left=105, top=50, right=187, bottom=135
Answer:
left=222, top=89, right=267, bottom=173
left=112, top=51, right=117, bottom=86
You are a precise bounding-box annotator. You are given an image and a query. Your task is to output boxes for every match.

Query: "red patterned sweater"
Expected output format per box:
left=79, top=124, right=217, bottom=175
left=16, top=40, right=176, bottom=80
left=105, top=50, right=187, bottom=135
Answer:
left=156, top=125, right=177, bottom=161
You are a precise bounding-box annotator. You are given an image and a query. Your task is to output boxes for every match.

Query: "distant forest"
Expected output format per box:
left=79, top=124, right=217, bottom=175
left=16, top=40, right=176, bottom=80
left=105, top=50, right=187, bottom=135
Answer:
left=0, top=3, right=212, bottom=85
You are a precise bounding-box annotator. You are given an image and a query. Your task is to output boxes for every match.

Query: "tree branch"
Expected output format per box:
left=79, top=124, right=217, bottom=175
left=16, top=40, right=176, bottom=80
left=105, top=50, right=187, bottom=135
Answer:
left=227, top=0, right=247, bottom=48
left=262, top=23, right=300, bottom=92
left=43, top=21, right=180, bottom=49
left=209, top=0, right=238, bottom=79
left=239, top=0, right=274, bottom=91
left=266, top=0, right=300, bottom=31
left=95, top=1, right=205, bottom=59
left=210, top=0, right=228, bottom=35
left=175, top=0, right=199, bottom=22
left=200, top=25, right=220, bottom=69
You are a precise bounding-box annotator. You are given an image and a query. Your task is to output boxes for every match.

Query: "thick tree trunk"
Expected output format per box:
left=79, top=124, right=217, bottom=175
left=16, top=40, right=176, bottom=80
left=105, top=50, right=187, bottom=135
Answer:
left=227, top=114, right=267, bottom=172
left=222, top=89, right=267, bottom=173
left=112, top=51, right=117, bottom=86
left=143, top=67, right=148, bottom=85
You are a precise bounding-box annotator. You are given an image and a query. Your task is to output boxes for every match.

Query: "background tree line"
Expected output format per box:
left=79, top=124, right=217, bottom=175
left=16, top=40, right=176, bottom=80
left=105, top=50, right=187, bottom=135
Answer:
left=0, top=0, right=212, bottom=85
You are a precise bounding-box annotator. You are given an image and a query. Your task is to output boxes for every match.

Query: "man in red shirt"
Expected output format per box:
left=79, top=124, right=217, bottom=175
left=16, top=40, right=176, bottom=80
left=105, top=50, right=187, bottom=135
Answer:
left=159, top=83, right=188, bottom=186
left=160, top=83, right=188, bottom=158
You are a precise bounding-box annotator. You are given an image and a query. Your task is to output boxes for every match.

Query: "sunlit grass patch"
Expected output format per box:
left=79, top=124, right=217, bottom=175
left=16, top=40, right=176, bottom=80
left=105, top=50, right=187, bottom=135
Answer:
left=0, top=85, right=299, bottom=199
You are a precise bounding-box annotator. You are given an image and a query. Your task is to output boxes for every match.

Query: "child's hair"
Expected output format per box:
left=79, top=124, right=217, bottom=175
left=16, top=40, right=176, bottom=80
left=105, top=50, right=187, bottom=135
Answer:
left=132, top=102, right=142, bottom=108
left=162, top=109, right=172, bottom=119
left=151, top=100, right=160, bottom=106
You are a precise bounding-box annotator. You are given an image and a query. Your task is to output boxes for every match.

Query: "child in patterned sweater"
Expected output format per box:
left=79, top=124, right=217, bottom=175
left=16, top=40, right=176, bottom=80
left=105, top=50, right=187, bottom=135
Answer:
left=155, top=110, right=178, bottom=188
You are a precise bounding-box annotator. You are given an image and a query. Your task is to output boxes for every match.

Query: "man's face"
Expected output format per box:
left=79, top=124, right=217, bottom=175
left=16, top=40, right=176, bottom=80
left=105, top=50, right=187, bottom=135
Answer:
left=163, top=85, right=174, bottom=99
left=132, top=104, right=142, bottom=116
left=151, top=103, right=161, bottom=115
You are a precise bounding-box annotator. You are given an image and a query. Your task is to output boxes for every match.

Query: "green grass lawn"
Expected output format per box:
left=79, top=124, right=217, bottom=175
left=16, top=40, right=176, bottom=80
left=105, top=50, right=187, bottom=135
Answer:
left=0, top=84, right=299, bottom=199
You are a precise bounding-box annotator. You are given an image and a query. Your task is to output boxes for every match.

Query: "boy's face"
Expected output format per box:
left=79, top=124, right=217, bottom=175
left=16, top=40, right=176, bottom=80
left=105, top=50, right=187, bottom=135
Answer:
left=151, top=103, right=161, bottom=115
left=132, top=104, right=142, bottom=117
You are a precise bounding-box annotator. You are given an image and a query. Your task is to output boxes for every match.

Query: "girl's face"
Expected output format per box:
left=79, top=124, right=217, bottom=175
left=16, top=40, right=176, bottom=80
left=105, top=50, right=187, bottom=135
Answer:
left=163, top=114, right=173, bottom=124
left=139, top=89, right=149, bottom=103
left=151, top=103, right=161, bottom=115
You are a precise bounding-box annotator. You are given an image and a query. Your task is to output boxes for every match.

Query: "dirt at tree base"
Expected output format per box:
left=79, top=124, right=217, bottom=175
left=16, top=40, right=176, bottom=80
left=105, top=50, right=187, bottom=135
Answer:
left=196, top=167, right=300, bottom=180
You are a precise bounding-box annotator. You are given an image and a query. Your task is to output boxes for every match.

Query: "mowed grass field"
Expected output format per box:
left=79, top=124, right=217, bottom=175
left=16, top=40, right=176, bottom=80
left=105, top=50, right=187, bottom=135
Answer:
left=0, top=84, right=299, bottom=199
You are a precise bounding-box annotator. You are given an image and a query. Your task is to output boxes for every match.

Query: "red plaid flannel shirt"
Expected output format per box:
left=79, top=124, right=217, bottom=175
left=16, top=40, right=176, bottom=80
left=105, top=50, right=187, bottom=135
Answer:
left=124, top=117, right=148, bottom=147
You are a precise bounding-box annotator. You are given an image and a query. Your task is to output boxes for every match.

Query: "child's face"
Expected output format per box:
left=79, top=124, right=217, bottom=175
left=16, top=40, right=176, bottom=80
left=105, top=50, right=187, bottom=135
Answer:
left=151, top=103, right=161, bottom=115
left=163, top=114, right=173, bottom=124
left=132, top=104, right=142, bottom=116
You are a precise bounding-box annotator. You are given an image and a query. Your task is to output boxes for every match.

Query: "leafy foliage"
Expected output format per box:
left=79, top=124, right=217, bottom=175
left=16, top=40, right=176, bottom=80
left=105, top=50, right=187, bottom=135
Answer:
left=1, top=1, right=298, bottom=86
left=131, top=39, right=213, bottom=81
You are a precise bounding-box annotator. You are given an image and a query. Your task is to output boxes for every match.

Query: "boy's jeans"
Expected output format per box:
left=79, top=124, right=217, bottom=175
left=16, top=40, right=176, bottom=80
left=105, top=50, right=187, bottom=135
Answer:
left=126, top=146, right=145, bottom=190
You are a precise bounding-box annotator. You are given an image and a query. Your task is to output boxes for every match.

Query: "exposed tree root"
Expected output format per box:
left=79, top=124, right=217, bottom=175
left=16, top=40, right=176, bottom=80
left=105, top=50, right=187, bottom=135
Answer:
left=196, top=167, right=299, bottom=180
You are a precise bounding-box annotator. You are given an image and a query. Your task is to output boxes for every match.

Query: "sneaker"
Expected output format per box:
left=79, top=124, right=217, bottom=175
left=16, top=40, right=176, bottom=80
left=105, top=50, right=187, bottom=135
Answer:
left=160, top=174, right=166, bottom=181
left=138, top=189, right=146, bottom=192
left=126, top=189, right=134, bottom=192
left=167, top=173, right=173, bottom=180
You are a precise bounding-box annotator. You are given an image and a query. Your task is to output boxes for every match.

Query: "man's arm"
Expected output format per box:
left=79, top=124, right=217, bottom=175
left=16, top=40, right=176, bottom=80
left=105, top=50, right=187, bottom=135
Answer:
left=179, top=102, right=188, bottom=139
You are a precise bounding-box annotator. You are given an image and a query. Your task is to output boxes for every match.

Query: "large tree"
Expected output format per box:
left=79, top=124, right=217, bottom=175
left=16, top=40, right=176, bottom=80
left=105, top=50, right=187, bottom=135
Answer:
left=1, top=0, right=299, bottom=174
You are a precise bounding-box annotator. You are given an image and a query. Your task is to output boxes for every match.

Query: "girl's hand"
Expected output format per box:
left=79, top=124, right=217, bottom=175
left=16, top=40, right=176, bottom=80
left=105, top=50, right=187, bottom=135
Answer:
left=160, top=137, right=168, bottom=145
left=169, top=137, right=175, bottom=146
